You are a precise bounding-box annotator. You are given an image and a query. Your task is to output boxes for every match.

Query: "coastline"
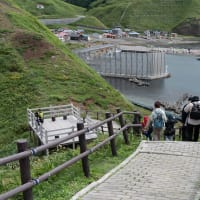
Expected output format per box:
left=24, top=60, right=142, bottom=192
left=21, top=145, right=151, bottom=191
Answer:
left=121, top=37, right=200, bottom=56
left=90, top=35, right=200, bottom=57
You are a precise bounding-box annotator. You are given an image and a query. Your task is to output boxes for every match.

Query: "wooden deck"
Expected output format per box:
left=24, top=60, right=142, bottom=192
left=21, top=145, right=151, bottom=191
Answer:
left=38, top=116, right=97, bottom=145
left=27, top=104, right=97, bottom=145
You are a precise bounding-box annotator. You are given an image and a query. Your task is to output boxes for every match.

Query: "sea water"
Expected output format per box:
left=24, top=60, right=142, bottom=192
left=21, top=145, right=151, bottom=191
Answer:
left=105, top=54, right=200, bottom=107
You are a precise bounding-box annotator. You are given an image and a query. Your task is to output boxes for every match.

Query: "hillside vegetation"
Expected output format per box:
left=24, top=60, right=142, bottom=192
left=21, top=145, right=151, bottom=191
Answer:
left=14, top=0, right=107, bottom=30
left=87, top=0, right=200, bottom=33
left=0, top=0, right=137, bottom=157
left=0, top=2, right=147, bottom=199
left=13, top=0, right=85, bottom=19
left=13, top=0, right=200, bottom=34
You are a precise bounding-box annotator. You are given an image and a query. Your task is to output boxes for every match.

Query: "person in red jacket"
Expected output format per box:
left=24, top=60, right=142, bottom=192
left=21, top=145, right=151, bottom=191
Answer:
left=142, top=116, right=152, bottom=140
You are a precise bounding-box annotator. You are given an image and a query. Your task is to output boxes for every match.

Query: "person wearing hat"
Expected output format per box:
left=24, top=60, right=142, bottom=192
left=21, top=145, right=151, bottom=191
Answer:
left=181, top=96, right=193, bottom=141
left=184, top=96, right=200, bottom=141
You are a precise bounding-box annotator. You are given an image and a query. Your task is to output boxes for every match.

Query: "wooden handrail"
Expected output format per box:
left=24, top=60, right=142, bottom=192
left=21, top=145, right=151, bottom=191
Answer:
left=0, top=110, right=141, bottom=200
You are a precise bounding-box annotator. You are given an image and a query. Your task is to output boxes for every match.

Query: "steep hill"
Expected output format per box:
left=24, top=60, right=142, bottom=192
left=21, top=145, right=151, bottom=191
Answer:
left=86, top=0, right=200, bottom=34
left=0, top=0, right=135, bottom=156
left=13, top=0, right=85, bottom=18
left=14, top=0, right=107, bottom=29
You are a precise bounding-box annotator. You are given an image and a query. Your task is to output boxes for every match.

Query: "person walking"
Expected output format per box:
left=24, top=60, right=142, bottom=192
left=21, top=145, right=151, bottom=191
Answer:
left=184, top=96, right=200, bottom=141
left=164, top=111, right=177, bottom=141
left=142, top=116, right=152, bottom=140
left=145, top=101, right=167, bottom=141
left=181, top=96, right=193, bottom=141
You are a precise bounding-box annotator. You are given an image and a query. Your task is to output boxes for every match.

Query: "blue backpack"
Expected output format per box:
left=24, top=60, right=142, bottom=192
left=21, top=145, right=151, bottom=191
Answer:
left=153, top=111, right=164, bottom=128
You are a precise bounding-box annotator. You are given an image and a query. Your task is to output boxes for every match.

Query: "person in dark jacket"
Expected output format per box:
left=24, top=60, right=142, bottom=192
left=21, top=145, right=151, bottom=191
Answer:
left=164, top=111, right=177, bottom=141
left=181, top=96, right=193, bottom=141
left=184, top=96, right=200, bottom=141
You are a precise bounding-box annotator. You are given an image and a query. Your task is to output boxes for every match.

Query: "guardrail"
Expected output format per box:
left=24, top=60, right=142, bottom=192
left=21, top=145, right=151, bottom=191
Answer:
left=0, top=109, right=141, bottom=200
left=27, top=104, right=81, bottom=127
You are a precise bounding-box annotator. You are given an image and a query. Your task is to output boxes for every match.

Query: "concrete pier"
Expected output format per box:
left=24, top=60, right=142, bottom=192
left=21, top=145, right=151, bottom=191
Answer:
left=76, top=45, right=170, bottom=80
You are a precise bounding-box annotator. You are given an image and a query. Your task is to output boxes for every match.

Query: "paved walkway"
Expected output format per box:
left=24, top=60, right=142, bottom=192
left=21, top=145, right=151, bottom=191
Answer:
left=39, top=15, right=85, bottom=25
left=72, top=141, right=200, bottom=200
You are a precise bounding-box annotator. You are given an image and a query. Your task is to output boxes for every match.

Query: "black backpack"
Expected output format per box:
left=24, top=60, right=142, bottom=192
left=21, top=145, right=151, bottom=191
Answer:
left=181, top=104, right=188, bottom=123
left=190, top=102, right=200, bottom=120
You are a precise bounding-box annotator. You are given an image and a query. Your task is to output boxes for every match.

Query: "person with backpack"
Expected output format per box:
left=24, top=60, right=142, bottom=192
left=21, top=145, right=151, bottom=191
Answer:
left=145, top=101, right=167, bottom=141
left=164, top=111, right=177, bottom=141
left=184, top=96, right=200, bottom=141
left=181, top=96, right=193, bottom=141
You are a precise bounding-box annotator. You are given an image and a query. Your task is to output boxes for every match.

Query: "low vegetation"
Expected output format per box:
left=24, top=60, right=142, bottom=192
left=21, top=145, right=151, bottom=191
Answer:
left=70, top=15, right=107, bottom=29
left=13, top=0, right=85, bottom=19
left=87, top=0, right=200, bottom=32
left=0, top=1, right=150, bottom=199
left=1, top=134, right=141, bottom=199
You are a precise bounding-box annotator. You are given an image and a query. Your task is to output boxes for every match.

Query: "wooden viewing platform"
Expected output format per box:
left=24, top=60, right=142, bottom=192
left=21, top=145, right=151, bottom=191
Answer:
left=27, top=104, right=97, bottom=146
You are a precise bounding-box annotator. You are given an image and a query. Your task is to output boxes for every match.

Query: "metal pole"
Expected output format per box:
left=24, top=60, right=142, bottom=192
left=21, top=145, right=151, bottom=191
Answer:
left=120, top=52, right=122, bottom=75
left=105, top=112, right=117, bottom=156
left=17, top=139, right=33, bottom=200
left=115, top=50, right=117, bottom=74
left=77, top=123, right=90, bottom=177
left=136, top=52, right=138, bottom=77
left=131, top=52, right=133, bottom=76
left=125, top=52, right=128, bottom=76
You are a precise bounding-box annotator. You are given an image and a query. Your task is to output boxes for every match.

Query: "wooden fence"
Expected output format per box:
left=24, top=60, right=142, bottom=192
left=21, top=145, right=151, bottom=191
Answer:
left=0, top=109, right=141, bottom=200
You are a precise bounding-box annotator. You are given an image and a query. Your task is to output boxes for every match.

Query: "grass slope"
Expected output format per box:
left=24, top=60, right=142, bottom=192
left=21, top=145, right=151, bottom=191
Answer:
left=13, top=0, right=85, bottom=19
left=0, top=1, right=147, bottom=199
left=0, top=0, right=137, bottom=156
left=13, top=0, right=108, bottom=30
left=87, top=0, right=200, bottom=31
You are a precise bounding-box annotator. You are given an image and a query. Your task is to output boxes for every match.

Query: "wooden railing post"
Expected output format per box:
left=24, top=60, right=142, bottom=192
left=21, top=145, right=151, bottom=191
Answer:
left=133, top=112, right=141, bottom=135
left=97, top=112, right=99, bottom=120
left=106, top=112, right=117, bottom=156
left=77, top=122, right=90, bottom=177
left=116, top=108, right=129, bottom=145
left=17, top=139, right=33, bottom=200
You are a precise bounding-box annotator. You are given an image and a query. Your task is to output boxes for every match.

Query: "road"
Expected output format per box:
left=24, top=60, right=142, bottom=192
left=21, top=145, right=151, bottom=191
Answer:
left=39, top=15, right=85, bottom=25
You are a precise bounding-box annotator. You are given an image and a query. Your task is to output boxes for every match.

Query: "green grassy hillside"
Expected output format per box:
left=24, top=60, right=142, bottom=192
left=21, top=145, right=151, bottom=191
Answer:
left=0, top=0, right=136, bottom=156
left=14, top=0, right=85, bottom=18
left=14, top=0, right=107, bottom=30
left=87, top=0, right=200, bottom=32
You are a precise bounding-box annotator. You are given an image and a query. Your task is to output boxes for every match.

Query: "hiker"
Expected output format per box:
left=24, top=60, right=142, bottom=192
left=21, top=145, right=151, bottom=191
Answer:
left=164, top=111, right=177, bottom=141
left=184, top=96, right=200, bottom=141
left=38, top=109, right=44, bottom=124
left=181, top=96, right=193, bottom=141
left=145, top=101, right=167, bottom=141
left=35, top=109, right=44, bottom=125
left=142, top=116, right=152, bottom=140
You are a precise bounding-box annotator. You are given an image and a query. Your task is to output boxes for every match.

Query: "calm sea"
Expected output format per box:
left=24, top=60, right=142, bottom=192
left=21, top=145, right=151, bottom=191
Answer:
left=105, top=54, right=200, bottom=107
